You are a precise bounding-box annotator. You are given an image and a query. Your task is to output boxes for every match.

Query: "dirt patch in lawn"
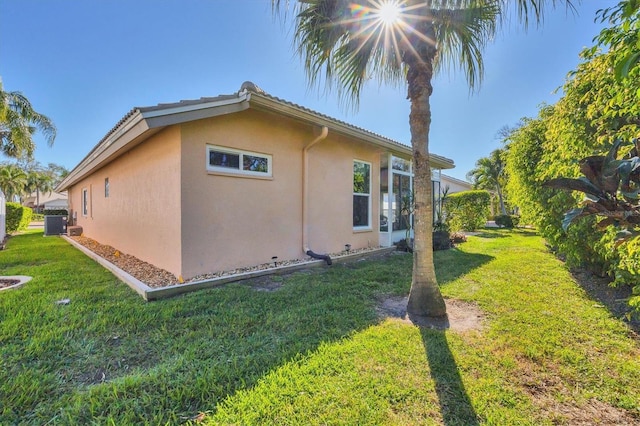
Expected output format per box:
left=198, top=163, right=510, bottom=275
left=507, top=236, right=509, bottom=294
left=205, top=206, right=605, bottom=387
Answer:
left=517, top=357, right=640, bottom=425
left=377, top=296, right=484, bottom=333
left=0, top=278, right=21, bottom=289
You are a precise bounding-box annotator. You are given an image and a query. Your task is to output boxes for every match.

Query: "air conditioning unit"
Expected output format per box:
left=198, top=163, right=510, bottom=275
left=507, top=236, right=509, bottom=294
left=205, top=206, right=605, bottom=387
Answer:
left=44, top=216, right=67, bottom=236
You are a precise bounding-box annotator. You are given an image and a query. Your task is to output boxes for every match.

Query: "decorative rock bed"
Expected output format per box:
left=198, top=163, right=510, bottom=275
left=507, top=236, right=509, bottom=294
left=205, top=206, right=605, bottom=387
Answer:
left=64, top=235, right=394, bottom=301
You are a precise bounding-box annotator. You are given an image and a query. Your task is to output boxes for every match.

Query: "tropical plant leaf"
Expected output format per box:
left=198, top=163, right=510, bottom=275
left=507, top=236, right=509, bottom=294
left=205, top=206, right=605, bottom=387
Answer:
left=579, top=155, right=604, bottom=186
left=544, top=176, right=607, bottom=199
left=562, top=207, right=586, bottom=232
left=614, top=229, right=638, bottom=247
left=596, top=217, right=618, bottom=230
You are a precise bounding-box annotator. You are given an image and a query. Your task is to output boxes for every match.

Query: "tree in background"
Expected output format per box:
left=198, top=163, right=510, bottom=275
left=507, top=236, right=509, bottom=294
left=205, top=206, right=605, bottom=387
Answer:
left=467, top=148, right=507, bottom=215
left=25, top=165, right=55, bottom=212
left=274, top=0, right=572, bottom=318
left=0, top=163, right=27, bottom=202
left=0, top=80, right=56, bottom=160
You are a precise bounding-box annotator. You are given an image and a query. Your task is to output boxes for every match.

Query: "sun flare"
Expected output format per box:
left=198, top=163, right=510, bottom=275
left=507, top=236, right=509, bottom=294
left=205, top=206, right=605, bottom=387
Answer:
left=375, top=0, right=402, bottom=26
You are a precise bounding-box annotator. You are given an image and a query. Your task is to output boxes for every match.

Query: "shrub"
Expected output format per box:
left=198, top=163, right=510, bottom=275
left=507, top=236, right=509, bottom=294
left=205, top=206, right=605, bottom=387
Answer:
left=444, top=190, right=491, bottom=231
left=44, top=209, right=68, bottom=216
left=494, top=215, right=520, bottom=228
left=6, top=202, right=33, bottom=233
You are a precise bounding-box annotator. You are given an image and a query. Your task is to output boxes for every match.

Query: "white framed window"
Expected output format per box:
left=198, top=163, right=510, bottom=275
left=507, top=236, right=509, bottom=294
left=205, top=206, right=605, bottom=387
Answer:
left=104, top=178, right=110, bottom=198
left=81, top=188, right=89, bottom=216
left=206, top=145, right=272, bottom=177
left=353, top=160, right=371, bottom=229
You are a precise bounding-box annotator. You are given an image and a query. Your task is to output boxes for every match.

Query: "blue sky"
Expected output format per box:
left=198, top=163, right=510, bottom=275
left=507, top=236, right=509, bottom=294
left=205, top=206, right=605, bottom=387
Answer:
left=0, top=0, right=618, bottom=181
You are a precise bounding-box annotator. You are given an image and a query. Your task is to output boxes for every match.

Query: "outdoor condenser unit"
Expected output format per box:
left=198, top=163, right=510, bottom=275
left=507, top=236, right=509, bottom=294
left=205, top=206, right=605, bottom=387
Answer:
left=44, top=216, right=67, bottom=236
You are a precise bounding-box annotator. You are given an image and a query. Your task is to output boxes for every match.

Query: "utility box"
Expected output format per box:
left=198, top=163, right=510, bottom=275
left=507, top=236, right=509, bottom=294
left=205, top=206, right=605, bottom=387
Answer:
left=44, top=216, right=67, bottom=236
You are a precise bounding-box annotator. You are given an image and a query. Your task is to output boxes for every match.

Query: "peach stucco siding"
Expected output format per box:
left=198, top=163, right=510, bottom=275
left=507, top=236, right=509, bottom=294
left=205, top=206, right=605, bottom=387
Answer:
left=67, top=110, right=385, bottom=280
left=68, top=126, right=182, bottom=276
left=179, top=109, right=380, bottom=278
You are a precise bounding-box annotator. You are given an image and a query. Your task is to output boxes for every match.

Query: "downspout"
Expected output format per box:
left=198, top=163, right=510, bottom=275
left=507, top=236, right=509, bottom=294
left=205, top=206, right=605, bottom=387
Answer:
left=303, top=126, right=332, bottom=265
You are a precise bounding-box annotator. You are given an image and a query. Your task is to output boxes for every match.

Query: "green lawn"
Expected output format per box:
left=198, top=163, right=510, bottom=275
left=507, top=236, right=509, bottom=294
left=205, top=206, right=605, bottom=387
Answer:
left=1, top=229, right=638, bottom=425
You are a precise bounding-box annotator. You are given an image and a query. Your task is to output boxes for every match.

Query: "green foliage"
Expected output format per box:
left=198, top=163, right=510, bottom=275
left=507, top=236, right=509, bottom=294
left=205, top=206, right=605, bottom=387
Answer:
left=468, top=148, right=508, bottom=215
left=0, top=81, right=56, bottom=160
left=5, top=202, right=32, bottom=233
left=595, top=0, right=640, bottom=81
left=545, top=140, right=640, bottom=236
left=43, top=209, right=68, bottom=216
left=502, top=3, right=640, bottom=301
left=494, top=214, right=519, bottom=228
left=444, top=190, right=490, bottom=231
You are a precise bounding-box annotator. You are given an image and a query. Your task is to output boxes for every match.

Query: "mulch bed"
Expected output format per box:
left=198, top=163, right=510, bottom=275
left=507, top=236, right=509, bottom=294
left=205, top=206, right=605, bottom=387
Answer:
left=0, top=279, right=21, bottom=289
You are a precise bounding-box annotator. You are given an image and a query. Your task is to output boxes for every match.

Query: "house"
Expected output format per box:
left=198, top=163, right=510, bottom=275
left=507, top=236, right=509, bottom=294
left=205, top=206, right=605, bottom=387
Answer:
left=23, top=191, right=68, bottom=211
left=439, top=174, right=473, bottom=194
left=56, top=82, right=454, bottom=280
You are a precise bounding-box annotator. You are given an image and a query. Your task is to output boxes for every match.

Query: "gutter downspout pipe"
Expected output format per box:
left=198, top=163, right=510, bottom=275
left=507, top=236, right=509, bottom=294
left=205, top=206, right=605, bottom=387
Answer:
left=303, top=126, right=332, bottom=265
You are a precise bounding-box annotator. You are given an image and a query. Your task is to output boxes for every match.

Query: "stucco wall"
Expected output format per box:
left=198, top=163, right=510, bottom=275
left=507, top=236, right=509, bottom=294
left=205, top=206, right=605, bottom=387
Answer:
left=179, top=109, right=381, bottom=278
left=68, top=126, right=182, bottom=276
left=306, top=133, right=380, bottom=254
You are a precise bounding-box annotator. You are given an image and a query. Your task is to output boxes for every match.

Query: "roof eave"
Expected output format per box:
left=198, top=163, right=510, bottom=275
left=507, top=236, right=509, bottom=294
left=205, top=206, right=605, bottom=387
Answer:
left=247, top=93, right=454, bottom=170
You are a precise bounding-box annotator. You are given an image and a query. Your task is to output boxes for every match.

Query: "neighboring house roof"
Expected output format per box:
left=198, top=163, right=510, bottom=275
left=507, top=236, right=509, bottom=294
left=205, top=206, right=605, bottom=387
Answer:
left=440, top=174, right=473, bottom=193
left=57, top=82, right=454, bottom=192
left=23, top=191, right=68, bottom=207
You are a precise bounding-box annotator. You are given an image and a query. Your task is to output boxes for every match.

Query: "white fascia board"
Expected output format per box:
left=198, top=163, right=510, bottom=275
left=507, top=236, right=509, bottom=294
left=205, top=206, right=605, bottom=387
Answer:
left=56, top=110, right=148, bottom=191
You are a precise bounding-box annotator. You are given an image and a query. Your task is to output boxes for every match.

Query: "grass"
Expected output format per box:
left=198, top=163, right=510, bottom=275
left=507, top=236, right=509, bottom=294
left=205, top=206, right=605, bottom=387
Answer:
left=1, top=229, right=639, bottom=425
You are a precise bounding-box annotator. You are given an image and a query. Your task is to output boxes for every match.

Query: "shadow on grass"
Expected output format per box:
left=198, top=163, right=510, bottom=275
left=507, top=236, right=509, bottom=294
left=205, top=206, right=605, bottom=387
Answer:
left=435, top=248, right=494, bottom=285
left=0, top=232, right=494, bottom=424
left=421, top=328, right=479, bottom=425
left=571, top=269, right=640, bottom=333
left=471, top=232, right=508, bottom=239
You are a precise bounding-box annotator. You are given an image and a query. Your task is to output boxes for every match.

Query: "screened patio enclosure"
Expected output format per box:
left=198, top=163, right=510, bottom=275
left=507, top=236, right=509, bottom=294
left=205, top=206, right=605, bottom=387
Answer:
left=378, top=153, right=442, bottom=248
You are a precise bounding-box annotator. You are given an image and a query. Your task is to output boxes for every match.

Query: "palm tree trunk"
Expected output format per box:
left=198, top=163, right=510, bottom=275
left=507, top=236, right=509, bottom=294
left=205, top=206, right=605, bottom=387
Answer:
left=497, top=184, right=507, bottom=215
left=405, top=21, right=447, bottom=318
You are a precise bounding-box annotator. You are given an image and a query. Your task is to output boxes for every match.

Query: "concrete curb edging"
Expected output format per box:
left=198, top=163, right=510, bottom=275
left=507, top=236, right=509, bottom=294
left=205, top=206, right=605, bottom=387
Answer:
left=0, top=275, right=33, bottom=291
left=62, top=236, right=152, bottom=299
left=61, top=235, right=396, bottom=301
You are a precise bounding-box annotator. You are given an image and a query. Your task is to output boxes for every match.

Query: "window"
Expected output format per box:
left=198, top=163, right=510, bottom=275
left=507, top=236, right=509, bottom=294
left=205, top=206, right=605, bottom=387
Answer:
left=207, top=145, right=272, bottom=177
left=82, top=188, right=89, bottom=216
left=104, top=178, right=110, bottom=198
left=353, top=160, right=371, bottom=229
left=393, top=174, right=411, bottom=231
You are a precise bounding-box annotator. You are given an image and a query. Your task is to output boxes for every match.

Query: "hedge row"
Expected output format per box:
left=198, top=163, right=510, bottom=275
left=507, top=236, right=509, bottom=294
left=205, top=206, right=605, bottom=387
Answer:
left=444, top=190, right=490, bottom=232
left=6, top=202, right=33, bottom=233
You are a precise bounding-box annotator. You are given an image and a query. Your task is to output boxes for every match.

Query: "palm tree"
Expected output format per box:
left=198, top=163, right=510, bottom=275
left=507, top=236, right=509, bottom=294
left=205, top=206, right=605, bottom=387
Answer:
left=0, top=80, right=56, bottom=160
left=25, top=168, right=55, bottom=212
left=0, top=163, right=28, bottom=202
left=274, top=0, right=571, bottom=317
left=467, top=148, right=507, bottom=215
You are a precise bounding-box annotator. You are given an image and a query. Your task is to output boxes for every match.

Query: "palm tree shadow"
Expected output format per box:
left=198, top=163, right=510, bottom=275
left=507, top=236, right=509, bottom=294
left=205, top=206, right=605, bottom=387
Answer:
left=420, top=327, right=480, bottom=425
